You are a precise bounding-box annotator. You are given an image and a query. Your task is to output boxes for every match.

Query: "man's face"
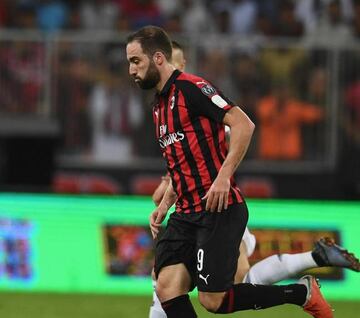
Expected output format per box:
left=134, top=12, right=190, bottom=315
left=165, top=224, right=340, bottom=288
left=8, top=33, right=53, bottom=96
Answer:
left=126, top=41, right=160, bottom=90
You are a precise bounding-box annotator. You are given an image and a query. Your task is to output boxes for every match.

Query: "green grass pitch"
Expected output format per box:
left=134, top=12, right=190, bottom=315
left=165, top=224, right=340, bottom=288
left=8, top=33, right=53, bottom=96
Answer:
left=0, top=292, right=359, bottom=317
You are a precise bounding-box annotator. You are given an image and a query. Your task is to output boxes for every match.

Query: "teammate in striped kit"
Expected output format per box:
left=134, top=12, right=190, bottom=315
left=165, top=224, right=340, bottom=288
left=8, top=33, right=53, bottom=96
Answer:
left=126, top=25, right=334, bottom=318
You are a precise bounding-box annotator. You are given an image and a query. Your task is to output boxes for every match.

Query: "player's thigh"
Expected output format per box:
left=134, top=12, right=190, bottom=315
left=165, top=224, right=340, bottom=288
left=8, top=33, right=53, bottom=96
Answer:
left=234, top=241, right=251, bottom=284
left=156, top=263, right=192, bottom=302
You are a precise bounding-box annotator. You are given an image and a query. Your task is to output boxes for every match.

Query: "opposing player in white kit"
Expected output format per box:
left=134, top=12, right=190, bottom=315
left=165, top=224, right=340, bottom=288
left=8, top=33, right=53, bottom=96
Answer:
left=148, top=40, right=360, bottom=318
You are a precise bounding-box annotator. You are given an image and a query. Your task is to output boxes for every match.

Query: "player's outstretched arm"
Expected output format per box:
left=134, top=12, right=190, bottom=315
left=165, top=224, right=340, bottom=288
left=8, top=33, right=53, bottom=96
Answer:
left=203, top=107, right=255, bottom=212
left=150, top=180, right=177, bottom=239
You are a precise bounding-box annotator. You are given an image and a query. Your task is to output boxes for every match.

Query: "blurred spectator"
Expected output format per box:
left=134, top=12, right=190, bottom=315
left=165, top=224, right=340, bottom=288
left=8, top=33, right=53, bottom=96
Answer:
left=0, top=0, right=14, bottom=27
left=229, top=0, right=258, bottom=35
left=13, top=5, right=37, bottom=29
left=254, top=11, right=275, bottom=37
left=116, top=0, right=163, bottom=30
left=0, top=41, right=45, bottom=113
left=156, top=0, right=180, bottom=17
left=89, top=56, right=143, bottom=163
left=115, top=12, right=131, bottom=32
left=36, top=0, right=69, bottom=32
left=163, top=13, right=182, bottom=33
left=302, top=67, right=328, bottom=159
left=210, top=0, right=257, bottom=35
left=197, top=48, right=236, bottom=100
left=181, top=0, right=214, bottom=34
left=213, top=9, right=231, bottom=34
left=344, top=77, right=360, bottom=137
left=295, top=0, right=354, bottom=34
left=232, top=52, right=268, bottom=158
left=65, top=5, right=81, bottom=29
left=305, top=67, right=328, bottom=107
left=341, top=71, right=360, bottom=196
left=260, top=47, right=307, bottom=88
left=256, top=81, right=324, bottom=160
left=255, top=0, right=279, bottom=20
left=273, top=0, right=304, bottom=37
left=232, top=53, right=267, bottom=123
left=304, top=0, right=352, bottom=45
left=351, top=0, right=360, bottom=38
left=295, top=0, right=325, bottom=33
left=79, top=0, right=119, bottom=30
left=55, top=47, right=93, bottom=153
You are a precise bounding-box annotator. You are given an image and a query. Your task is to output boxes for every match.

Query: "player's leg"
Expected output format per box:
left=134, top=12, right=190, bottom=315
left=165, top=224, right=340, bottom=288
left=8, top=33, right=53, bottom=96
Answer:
left=153, top=213, right=198, bottom=318
left=233, top=226, right=257, bottom=284
left=149, top=269, right=166, bottom=318
left=243, top=251, right=318, bottom=285
left=195, top=203, right=332, bottom=317
left=149, top=175, right=171, bottom=318
left=243, top=237, right=360, bottom=285
left=234, top=242, right=250, bottom=284
left=242, top=226, right=256, bottom=257
left=156, top=264, right=196, bottom=318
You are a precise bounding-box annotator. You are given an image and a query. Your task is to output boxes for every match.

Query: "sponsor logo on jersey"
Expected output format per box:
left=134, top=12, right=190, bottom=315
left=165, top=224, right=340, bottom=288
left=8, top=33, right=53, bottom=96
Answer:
left=159, top=131, right=185, bottom=148
left=159, top=124, right=167, bottom=137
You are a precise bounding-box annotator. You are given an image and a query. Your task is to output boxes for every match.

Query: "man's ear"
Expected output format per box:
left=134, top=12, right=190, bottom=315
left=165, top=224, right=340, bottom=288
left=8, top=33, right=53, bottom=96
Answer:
left=153, top=52, right=164, bottom=65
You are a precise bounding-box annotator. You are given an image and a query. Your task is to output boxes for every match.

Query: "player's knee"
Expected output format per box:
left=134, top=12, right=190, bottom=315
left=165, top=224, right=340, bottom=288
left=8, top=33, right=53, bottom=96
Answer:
left=198, top=292, right=223, bottom=313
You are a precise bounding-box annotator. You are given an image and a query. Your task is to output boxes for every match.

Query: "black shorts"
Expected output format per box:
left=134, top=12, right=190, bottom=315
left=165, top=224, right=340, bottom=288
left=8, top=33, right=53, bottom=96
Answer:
left=154, top=202, right=248, bottom=292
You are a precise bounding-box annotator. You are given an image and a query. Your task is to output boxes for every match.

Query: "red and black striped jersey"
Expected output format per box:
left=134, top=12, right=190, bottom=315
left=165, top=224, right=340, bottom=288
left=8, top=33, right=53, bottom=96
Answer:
left=153, top=70, right=243, bottom=213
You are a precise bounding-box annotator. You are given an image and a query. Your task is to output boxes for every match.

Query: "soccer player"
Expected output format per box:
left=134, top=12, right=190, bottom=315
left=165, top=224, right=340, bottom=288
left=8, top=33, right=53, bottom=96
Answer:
left=149, top=39, right=360, bottom=318
left=126, top=25, right=333, bottom=318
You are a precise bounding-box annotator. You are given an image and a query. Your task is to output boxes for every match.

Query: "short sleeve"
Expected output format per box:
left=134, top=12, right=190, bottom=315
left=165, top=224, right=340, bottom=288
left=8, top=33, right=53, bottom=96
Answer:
left=177, top=80, right=235, bottom=123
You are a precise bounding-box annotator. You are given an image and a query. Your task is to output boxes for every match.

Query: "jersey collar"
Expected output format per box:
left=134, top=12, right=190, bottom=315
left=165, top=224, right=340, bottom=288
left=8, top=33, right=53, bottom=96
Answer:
left=159, top=69, right=181, bottom=96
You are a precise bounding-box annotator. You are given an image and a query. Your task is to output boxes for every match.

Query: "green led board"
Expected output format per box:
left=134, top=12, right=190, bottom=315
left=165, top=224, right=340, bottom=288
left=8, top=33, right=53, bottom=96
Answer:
left=0, top=193, right=359, bottom=300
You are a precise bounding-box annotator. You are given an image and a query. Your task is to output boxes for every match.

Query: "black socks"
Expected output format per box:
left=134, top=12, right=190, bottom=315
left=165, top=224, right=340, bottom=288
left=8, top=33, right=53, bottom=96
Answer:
left=216, top=283, right=307, bottom=313
left=161, top=294, right=197, bottom=318
left=160, top=283, right=307, bottom=316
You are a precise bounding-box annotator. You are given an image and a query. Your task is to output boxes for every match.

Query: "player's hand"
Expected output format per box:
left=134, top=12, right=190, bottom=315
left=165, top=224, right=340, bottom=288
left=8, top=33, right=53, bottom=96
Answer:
left=202, top=176, right=230, bottom=212
left=150, top=206, right=167, bottom=239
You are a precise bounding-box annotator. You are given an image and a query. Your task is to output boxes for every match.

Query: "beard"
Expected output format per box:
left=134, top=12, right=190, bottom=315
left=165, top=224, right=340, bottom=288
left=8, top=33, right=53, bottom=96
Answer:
left=136, top=61, right=160, bottom=90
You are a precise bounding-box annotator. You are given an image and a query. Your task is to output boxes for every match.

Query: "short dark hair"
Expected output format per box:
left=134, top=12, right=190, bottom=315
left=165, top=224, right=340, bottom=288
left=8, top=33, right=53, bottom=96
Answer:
left=127, top=26, right=172, bottom=61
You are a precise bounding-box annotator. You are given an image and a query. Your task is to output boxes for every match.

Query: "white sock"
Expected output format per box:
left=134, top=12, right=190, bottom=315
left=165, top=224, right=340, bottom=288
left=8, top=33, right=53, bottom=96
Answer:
left=243, top=252, right=318, bottom=285
left=149, top=279, right=167, bottom=318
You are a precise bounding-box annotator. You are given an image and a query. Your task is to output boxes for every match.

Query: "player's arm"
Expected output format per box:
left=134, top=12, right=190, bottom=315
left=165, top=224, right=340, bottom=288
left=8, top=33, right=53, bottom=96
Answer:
left=178, top=80, right=254, bottom=212
left=203, top=107, right=255, bottom=212
left=152, top=174, right=171, bottom=206
left=221, top=107, right=254, bottom=178
left=150, top=180, right=177, bottom=239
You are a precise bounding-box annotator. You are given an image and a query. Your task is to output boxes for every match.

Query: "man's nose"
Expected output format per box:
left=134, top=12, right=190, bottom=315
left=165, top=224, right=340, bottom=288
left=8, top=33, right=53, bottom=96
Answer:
left=129, top=64, right=137, bottom=76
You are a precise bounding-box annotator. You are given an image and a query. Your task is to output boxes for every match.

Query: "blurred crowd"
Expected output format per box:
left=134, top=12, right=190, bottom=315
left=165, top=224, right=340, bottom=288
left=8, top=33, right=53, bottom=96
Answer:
left=0, top=0, right=359, bottom=174
left=0, top=0, right=360, bottom=42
